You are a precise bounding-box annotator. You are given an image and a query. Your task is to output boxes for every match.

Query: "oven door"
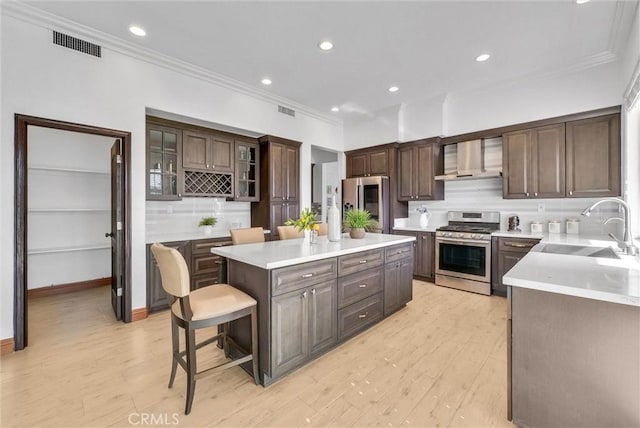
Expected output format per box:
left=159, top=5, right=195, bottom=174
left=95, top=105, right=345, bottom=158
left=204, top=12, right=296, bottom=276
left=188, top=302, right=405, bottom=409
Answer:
left=435, top=237, right=491, bottom=283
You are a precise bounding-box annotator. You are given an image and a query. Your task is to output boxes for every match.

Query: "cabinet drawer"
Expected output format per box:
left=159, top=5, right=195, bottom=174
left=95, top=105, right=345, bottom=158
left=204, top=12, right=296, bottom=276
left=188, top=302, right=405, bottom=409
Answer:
left=498, top=238, right=540, bottom=253
left=272, top=259, right=338, bottom=296
left=338, top=249, right=384, bottom=276
left=192, top=274, right=221, bottom=290
left=338, top=267, right=384, bottom=309
left=338, top=293, right=383, bottom=340
left=192, top=238, right=232, bottom=255
left=192, top=253, right=223, bottom=275
left=385, top=242, right=414, bottom=264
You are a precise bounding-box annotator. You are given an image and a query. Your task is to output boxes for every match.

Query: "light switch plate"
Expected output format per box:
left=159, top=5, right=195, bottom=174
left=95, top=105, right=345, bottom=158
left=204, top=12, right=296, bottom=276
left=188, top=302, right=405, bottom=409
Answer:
left=537, top=203, right=545, bottom=213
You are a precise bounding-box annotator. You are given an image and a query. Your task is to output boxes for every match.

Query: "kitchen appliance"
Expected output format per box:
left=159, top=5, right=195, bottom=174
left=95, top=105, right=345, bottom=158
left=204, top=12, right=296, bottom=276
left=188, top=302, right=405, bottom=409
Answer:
left=435, top=211, right=500, bottom=295
left=342, top=176, right=390, bottom=234
left=434, top=139, right=502, bottom=181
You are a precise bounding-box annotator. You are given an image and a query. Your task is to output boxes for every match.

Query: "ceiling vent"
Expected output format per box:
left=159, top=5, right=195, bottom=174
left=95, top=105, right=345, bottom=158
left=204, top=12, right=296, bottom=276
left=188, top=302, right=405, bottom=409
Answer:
left=278, top=105, right=296, bottom=117
left=53, top=30, right=101, bottom=58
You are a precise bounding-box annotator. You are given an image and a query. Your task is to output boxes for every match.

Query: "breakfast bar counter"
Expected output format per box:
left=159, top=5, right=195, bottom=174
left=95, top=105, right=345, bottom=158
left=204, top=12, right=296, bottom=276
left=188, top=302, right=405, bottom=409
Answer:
left=211, top=233, right=415, bottom=386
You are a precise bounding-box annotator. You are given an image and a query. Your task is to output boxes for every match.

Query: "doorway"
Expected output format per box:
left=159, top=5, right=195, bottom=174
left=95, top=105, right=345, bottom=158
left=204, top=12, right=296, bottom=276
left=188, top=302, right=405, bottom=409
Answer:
left=311, top=146, right=340, bottom=223
left=14, top=114, right=132, bottom=351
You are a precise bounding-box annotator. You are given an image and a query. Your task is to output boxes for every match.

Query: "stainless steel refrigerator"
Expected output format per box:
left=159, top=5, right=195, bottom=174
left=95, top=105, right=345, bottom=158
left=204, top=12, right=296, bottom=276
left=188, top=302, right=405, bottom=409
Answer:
left=342, top=176, right=390, bottom=234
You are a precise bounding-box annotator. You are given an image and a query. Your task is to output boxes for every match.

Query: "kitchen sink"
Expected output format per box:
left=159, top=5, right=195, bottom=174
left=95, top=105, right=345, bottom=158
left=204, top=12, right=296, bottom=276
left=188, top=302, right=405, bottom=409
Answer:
left=537, top=244, right=620, bottom=259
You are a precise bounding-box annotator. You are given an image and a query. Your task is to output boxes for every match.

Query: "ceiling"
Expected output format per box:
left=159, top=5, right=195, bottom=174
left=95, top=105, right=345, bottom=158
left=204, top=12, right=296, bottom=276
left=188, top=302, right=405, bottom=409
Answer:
left=24, top=0, right=638, bottom=120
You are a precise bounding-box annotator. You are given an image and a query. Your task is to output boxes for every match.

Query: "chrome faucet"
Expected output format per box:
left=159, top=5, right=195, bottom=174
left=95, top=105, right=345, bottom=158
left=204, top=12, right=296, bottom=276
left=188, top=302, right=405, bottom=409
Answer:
left=581, top=197, right=637, bottom=256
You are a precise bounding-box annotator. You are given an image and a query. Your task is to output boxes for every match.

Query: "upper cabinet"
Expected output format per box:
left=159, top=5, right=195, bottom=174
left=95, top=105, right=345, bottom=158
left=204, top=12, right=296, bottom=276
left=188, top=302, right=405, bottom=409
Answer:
left=183, top=131, right=233, bottom=172
left=397, top=139, right=444, bottom=201
left=146, top=123, right=183, bottom=200
left=346, top=147, right=391, bottom=177
left=502, top=111, right=620, bottom=199
left=503, top=124, right=565, bottom=199
left=566, top=114, right=620, bottom=198
left=234, top=139, right=260, bottom=202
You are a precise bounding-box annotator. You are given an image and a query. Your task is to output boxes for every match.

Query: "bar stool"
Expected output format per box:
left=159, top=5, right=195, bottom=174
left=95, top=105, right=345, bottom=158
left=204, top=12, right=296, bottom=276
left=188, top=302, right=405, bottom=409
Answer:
left=277, top=225, right=304, bottom=240
left=316, top=223, right=328, bottom=236
left=230, top=227, right=265, bottom=245
left=150, top=243, right=259, bottom=415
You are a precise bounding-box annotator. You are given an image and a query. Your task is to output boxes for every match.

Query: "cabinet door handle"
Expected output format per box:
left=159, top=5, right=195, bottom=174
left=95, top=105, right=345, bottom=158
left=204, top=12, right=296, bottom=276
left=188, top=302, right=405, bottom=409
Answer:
left=358, top=260, right=368, bottom=264
left=178, top=193, right=182, bottom=197
left=506, top=243, right=527, bottom=248
left=211, top=165, right=215, bottom=169
left=311, top=288, right=316, bottom=295
left=534, top=192, right=538, bottom=197
left=358, top=312, right=368, bottom=319
left=358, top=284, right=367, bottom=288
left=206, top=164, right=210, bottom=168
left=569, top=191, right=573, bottom=196
left=302, top=291, right=307, bottom=299
left=422, top=236, right=426, bottom=240
left=301, top=273, right=314, bottom=278
left=526, top=192, right=529, bottom=197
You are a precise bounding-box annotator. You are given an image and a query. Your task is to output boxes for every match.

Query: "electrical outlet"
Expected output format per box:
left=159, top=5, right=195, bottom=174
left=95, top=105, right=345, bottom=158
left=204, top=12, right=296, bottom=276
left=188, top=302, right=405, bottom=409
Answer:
left=537, top=203, right=545, bottom=213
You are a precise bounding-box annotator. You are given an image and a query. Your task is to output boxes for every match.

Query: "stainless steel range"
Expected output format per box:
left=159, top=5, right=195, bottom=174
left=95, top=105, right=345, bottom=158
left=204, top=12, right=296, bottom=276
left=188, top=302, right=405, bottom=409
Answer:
left=435, top=211, right=500, bottom=295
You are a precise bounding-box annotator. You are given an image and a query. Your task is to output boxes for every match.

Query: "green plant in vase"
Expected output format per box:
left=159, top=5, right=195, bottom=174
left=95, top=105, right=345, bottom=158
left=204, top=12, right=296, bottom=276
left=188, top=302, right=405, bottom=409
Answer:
left=198, top=216, right=217, bottom=235
left=285, top=207, right=318, bottom=232
left=343, top=209, right=377, bottom=239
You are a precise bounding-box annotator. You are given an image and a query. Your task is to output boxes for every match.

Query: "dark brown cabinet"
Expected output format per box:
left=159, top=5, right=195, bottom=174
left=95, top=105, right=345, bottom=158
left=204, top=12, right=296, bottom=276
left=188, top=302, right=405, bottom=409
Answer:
left=234, top=139, right=260, bottom=202
left=397, top=139, right=444, bottom=201
left=252, top=136, right=301, bottom=239
left=491, top=237, right=540, bottom=296
left=271, top=279, right=337, bottom=378
left=146, top=240, right=190, bottom=312
left=383, top=244, right=414, bottom=316
left=146, top=123, right=183, bottom=200
left=182, top=130, right=234, bottom=172
left=503, top=124, right=565, bottom=199
left=346, top=148, right=389, bottom=177
left=566, top=114, right=620, bottom=198
left=392, top=230, right=434, bottom=280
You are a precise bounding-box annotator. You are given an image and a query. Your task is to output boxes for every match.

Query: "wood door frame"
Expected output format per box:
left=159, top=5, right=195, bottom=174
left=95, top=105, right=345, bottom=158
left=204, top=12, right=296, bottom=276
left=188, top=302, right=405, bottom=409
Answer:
left=14, top=114, right=133, bottom=351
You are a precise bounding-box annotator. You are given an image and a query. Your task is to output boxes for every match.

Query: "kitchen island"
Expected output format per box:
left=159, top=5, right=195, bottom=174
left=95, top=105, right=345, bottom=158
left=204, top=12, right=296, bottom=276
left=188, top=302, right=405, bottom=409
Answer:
left=211, top=233, right=416, bottom=385
left=503, top=242, right=640, bottom=427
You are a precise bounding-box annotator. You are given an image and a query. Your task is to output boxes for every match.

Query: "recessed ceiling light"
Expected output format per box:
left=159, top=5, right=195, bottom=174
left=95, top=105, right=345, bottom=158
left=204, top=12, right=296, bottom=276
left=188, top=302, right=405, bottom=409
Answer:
left=475, top=53, right=491, bottom=62
left=388, top=86, right=399, bottom=93
left=319, top=41, right=334, bottom=51
left=575, top=0, right=590, bottom=4
left=261, top=78, right=272, bottom=85
left=331, top=106, right=340, bottom=112
left=129, top=25, right=146, bottom=37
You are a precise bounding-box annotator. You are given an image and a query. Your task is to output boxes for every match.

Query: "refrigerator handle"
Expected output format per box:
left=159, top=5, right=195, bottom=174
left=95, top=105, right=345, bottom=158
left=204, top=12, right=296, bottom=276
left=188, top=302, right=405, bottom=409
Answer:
left=357, top=183, right=364, bottom=210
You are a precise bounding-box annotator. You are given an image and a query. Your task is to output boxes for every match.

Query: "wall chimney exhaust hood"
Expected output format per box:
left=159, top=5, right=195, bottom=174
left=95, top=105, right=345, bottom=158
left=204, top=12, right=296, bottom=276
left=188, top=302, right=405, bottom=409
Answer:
left=434, top=139, right=502, bottom=181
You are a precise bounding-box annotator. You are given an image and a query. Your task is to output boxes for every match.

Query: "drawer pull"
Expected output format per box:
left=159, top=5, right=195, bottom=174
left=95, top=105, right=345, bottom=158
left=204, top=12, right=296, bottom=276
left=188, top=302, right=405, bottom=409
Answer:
left=358, top=284, right=367, bottom=288
left=302, top=291, right=307, bottom=299
left=358, top=312, right=368, bottom=319
left=311, top=288, right=316, bottom=295
left=506, top=243, right=527, bottom=248
left=358, top=260, right=368, bottom=264
left=301, top=273, right=314, bottom=278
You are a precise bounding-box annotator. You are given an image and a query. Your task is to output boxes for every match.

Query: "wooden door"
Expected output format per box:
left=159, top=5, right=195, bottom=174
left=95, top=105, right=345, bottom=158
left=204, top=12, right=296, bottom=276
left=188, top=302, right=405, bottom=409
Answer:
left=368, top=150, right=389, bottom=176
left=503, top=130, right=532, bottom=198
left=147, top=241, right=189, bottom=312
left=234, top=140, right=259, bottom=201
left=210, top=134, right=234, bottom=172
left=146, top=124, right=182, bottom=200
left=397, top=146, right=414, bottom=201
left=284, top=202, right=300, bottom=224
left=308, top=280, right=337, bottom=356
left=415, top=144, right=434, bottom=200
left=270, top=143, right=285, bottom=201
left=497, top=251, right=523, bottom=291
left=393, top=231, right=418, bottom=276
left=270, top=202, right=284, bottom=238
left=271, top=288, right=309, bottom=377
left=398, top=258, right=413, bottom=306
left=566, top=114, right=620, bottom=198
left=285, top=145, right=299, bottom=201
left=384, top=262, right=400, bottom=315
left=531, top=124, right=565, bottom=198
left=347, top=153, right=368, bottom=177
left=182, top=131, right=209, bottom=169
left=417, top=232, right=434, bottom=279
left=109, top=139, right=123, bottom=320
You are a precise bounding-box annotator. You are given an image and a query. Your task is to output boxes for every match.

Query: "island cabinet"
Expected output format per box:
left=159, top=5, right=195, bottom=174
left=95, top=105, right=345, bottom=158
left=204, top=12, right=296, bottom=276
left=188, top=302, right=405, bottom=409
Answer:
left=383, top=243, right=414, bottom=315
left=397, top=138, right=444, bottom=201
left=392, top=230, right=435, bottom=280
left=251, top=135, right=302, bottom=240
left=491, top=236, right=540, bottom=296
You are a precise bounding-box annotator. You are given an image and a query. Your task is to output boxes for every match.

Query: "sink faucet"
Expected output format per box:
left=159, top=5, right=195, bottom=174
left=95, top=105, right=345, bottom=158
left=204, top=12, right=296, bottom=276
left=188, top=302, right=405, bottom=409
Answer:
left=581, top=197, right=637, bottom=256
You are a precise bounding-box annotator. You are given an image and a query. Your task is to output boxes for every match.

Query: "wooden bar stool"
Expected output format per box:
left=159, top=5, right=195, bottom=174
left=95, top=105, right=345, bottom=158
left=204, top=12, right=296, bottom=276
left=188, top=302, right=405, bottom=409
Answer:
left=230, top=227, right=265, bottom=245
left=151, top=243, right=259, bottom=415
left=277, top=225, right=304, bottom=240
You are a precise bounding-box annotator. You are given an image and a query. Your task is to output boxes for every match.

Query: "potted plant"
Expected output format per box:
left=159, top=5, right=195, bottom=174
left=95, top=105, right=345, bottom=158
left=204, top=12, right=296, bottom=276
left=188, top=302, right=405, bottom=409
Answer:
left=344, top=209, right=376, bottom=239
left=285, top=208, right=318, bottom=240
left=198, top=216, right=217, bottom=235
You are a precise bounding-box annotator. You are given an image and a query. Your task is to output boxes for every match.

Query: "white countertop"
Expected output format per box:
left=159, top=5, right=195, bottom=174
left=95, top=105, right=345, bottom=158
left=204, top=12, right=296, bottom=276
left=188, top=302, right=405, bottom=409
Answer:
left=146, top=229, right=270, bottom=244
left=210, top=233, right=416, bottom=269
left=393, top=225, right=441, bottom=233
left=503, top=236, right=640, bottom=307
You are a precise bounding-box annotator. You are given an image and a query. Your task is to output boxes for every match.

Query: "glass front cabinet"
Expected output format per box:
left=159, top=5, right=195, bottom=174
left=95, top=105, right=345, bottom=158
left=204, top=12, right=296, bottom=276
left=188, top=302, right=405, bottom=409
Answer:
left=234, top=139, right=260, bottom=201
left=146, top=124, right=183, bottom=200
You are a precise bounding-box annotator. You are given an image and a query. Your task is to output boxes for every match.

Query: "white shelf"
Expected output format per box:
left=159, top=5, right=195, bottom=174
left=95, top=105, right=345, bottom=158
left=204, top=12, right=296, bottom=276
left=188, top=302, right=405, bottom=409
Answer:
left=28, top=245, right=110, bottom=255
left=28, top=166, right=110, bottom=175
left=28, top=208, right=110, bottom=213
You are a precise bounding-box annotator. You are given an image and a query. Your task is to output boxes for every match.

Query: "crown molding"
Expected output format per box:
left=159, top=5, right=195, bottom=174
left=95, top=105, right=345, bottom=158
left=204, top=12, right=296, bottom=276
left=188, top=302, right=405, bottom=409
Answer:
left=608, top=0, right=639, bottom=55
left=1, top=1, right=342, bottom=127
left=624, top=58, right=640, bottom=109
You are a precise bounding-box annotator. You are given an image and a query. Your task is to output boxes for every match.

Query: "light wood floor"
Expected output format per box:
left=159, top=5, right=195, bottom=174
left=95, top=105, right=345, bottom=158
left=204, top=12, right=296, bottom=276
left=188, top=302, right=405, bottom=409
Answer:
left=1, top=281, right=512, bottom=428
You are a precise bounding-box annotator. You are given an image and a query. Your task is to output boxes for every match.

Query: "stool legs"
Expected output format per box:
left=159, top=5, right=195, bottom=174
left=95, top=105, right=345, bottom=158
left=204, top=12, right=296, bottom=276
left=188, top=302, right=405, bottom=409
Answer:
left=185, top=328, right=197, bottom=415
left=168, top=318, right=179, bottom=388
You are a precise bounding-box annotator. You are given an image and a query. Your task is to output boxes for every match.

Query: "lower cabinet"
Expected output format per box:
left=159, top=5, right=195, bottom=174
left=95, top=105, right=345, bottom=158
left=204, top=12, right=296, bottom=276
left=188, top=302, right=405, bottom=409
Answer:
left=384, top=244, right=414, bottom=316
left=491, top=237, right=541, bottom=296
left=393, top=230, right=434, bottom=280
left=271, top=279, right=337, bottom=378
left=146, top=240, right=190, bottom=313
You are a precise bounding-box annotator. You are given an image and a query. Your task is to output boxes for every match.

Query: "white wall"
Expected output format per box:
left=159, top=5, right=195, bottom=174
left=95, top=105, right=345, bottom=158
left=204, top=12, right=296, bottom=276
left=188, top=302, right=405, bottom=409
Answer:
left=343, top=104, right=401, bottom=150
left=0, top=10, right=343, bottom=340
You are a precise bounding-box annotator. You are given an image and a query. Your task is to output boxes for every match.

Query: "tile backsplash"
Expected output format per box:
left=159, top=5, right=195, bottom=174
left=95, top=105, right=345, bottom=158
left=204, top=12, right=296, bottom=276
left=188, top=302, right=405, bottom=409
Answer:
left=146, top=198, right=251, bottom=236
left=406, top=178, right=623, bottom=236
